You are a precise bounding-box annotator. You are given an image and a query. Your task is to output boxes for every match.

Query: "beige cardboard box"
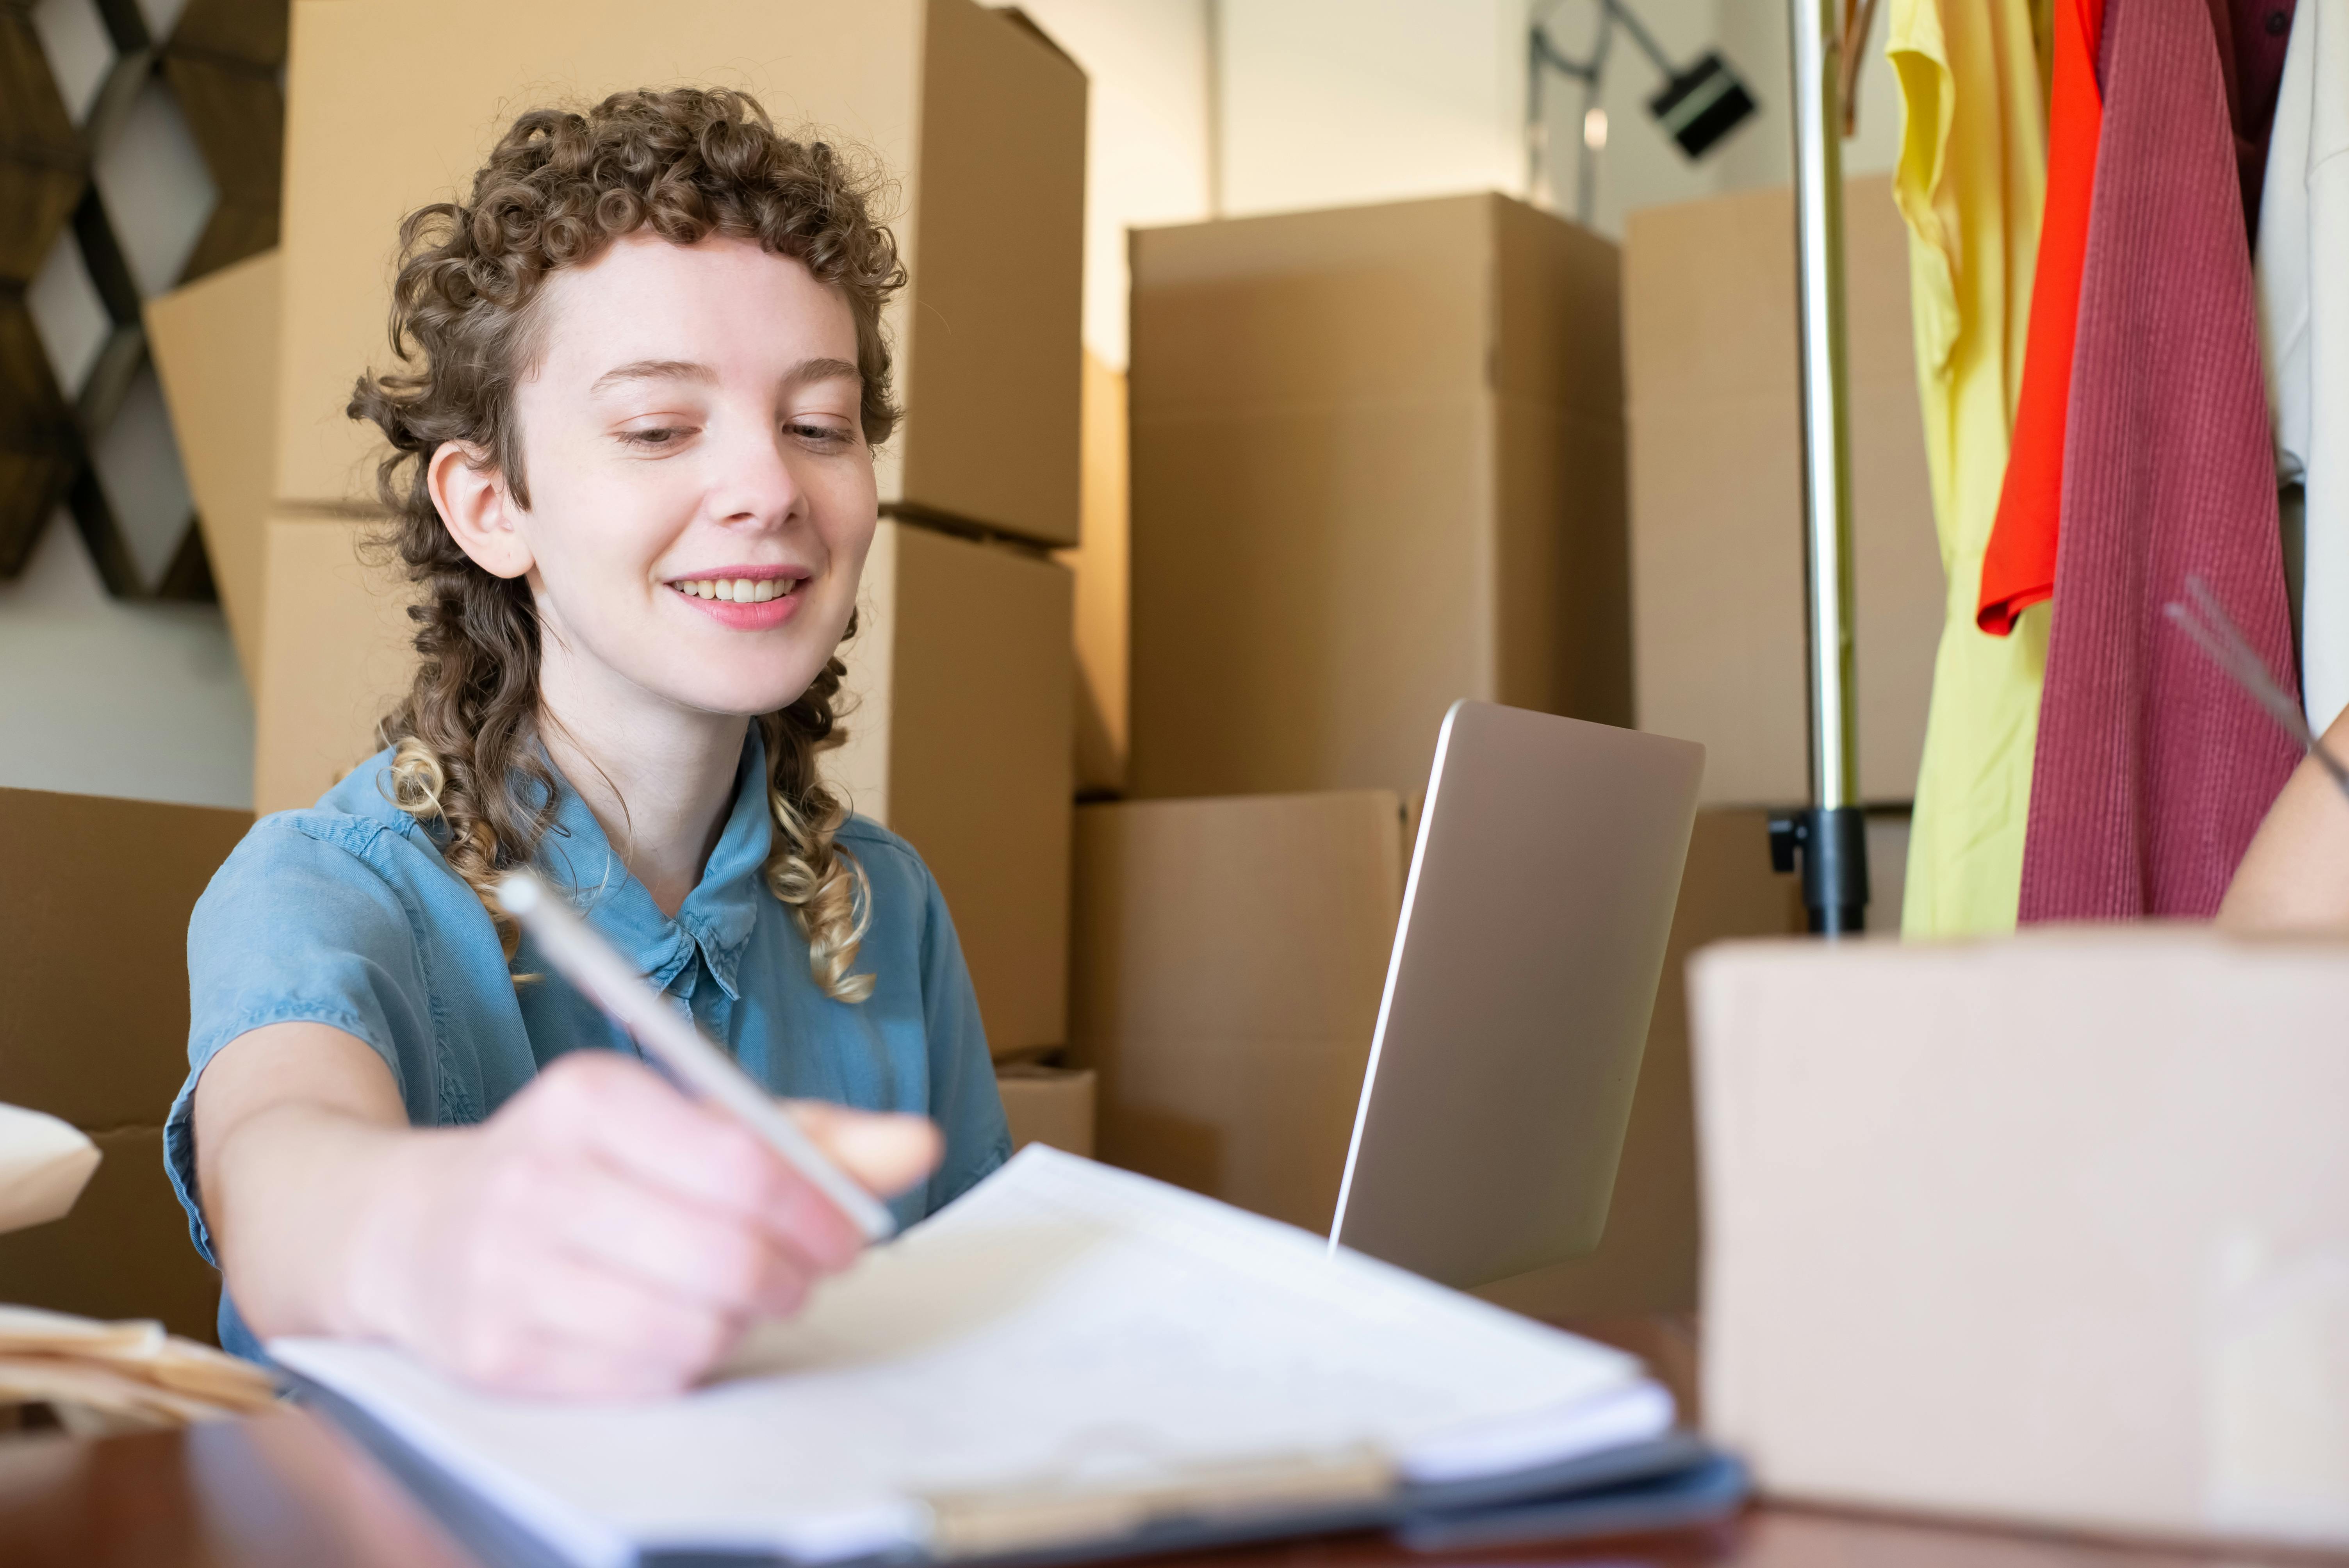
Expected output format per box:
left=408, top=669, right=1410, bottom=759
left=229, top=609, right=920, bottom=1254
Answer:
left=1127, top=194, right=1628, bottom=803
left=1625, top=180, right=1944, bottom=808
left=143, top=249, right=281, bottom=677
left=0, top=787, right=253, bottom=1344
left=1066, top=790, right=1407, bottom=1231
left=1060, top=349, right=1130, bottom=796
left=275, top=0, right=1082, bottom=547
left=0, top=1128, right=222, bottom=1344
left=994, top=1064, right=1095, bottom=1157
left=1473, top=809, right=1800, bottom=1324
left=1692, top=930, right=2349, bottom=1545
left=250, top=517, right=1073, bottom=1057
left=833, top=522, right=1075, bottom=1058
left=0, top=788, right=252, bottom=1131
left=251, top=513, right=421, bottom=816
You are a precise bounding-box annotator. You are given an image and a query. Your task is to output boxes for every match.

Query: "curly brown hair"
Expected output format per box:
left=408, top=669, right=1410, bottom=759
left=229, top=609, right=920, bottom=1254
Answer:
left=349, top=87, right=905, bottom=1002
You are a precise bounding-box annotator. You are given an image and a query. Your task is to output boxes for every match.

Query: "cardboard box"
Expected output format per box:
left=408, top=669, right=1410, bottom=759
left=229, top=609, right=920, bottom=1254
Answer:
left=143, top=249, right=281, bottom=678
left=1691, top=930, right=2349, bottom=1545
left=1060, top=349, right=1130, bottom=796
left=1625, top=180, right=1945, bottom=807
left=0, top=787, right=250, bottom=1347
left=252, top=513, right=421, bottom=816
left=250, top=516, right=1074, bottom=1057
left=994, top=1064, right=1095, bottom=1157
left=1472, top=809, right=1801, bottom=1324
left=0, top=1128, right=222, bottom=1344
left=1066, top=790, right=1406, bottom=1231
left=1127, top=194, right=1628, bottom=803
left=0, top=787, right=252, bottom=1132
left=273, top=0, right=1083, bottom=547
left=833, top=522, right=1075, bottom=1058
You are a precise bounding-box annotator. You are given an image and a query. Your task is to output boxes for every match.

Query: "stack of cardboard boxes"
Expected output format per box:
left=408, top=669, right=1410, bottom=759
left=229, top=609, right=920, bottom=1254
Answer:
left=1080, top=191, right=1763, bottom=1322
left=1084, top=178, right=1937, bottom=1320
left=148, top=0, right=1098, bottom=1137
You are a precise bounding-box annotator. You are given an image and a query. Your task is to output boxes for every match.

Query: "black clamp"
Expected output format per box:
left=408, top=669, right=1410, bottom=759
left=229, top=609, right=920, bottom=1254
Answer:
left=1766, top=806, right=1871, bottom=937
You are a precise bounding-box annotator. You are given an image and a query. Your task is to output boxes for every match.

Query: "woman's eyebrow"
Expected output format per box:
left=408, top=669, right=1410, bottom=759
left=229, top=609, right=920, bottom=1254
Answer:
left=587, top=357, right=859, bottom=393
left=781, top=356, right=861, bottom=389
left=590, top=358, right=715, bottom=393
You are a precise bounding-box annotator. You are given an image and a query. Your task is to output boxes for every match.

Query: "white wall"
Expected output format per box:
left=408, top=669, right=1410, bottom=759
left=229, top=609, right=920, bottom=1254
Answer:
left=1001, top=0, right=1215, bottom=370
left=1211, top=0, right=1908, bottom=238
left=1215, top=0, right=1529, bottom=218
left=0, top=519, right=254, bottom=811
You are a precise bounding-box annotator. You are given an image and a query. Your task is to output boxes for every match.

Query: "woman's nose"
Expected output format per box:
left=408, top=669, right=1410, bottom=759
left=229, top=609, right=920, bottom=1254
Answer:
left=707, top=420, right=807, bottom=527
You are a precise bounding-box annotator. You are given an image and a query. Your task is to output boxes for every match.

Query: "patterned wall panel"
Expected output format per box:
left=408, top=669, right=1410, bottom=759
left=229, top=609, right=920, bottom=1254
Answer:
left=2, top=0, right=287, bottom=600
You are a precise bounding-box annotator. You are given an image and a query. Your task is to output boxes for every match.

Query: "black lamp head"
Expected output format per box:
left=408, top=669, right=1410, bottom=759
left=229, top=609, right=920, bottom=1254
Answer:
left=1647, top=51, right=1756, bottom=158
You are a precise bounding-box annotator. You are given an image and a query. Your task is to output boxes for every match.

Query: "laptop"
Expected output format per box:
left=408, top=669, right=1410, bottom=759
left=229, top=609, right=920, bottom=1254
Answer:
left=1328, top=700, right=1704, bottom=1288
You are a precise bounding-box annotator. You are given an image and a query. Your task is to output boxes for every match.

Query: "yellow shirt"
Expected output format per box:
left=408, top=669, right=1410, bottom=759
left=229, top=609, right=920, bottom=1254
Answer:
left=1889, top=0, right=2050, bottom=936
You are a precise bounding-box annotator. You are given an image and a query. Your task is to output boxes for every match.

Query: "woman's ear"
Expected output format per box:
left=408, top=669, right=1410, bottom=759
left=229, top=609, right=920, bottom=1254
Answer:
left=428, top=440, right=534, bottom=580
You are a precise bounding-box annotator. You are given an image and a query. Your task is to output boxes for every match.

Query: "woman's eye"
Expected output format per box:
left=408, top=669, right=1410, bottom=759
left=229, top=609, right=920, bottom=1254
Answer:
left=619, top=425, right=689, bottom=449
left=788, top=422, right=853, bottom=449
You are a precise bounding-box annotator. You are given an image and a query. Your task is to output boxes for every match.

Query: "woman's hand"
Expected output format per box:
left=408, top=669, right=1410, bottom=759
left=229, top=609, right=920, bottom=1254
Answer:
left=195, top=1026, right=939, bottom=1400
left=349, top=1051, right=940, bottom=1397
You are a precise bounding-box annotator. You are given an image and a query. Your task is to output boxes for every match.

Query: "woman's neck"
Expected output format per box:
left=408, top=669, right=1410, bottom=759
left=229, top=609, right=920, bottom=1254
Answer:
left=536, top=641, right=751, bottom=919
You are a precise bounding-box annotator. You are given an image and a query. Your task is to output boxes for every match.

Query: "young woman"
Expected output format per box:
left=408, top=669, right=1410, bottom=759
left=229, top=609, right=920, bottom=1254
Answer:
left=166, top=89, right=1010, bottom=1397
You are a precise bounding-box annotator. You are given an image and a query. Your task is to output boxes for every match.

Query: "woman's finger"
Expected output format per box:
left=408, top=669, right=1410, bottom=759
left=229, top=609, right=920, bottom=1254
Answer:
left=788, top=1101, right=943, bottom=1197
left=515, top=1054, right=865, bottom=1269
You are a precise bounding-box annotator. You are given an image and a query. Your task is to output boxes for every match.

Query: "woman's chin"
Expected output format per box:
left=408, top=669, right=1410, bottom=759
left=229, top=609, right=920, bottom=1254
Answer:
left=658, top=672, right=831, bottom=722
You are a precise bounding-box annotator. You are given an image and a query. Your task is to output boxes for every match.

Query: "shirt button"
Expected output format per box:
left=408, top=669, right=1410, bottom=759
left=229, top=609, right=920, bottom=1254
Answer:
left=2267, top=9, right=2290, bottom=34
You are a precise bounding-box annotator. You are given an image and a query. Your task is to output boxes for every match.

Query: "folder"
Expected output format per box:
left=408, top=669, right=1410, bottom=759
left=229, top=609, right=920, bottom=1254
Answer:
left=277, top=1149, right=1741, bottom=1565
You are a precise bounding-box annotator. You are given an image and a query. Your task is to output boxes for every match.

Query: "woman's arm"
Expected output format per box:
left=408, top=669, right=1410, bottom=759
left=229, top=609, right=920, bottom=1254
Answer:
left=2220, top=705, right=2349, bottom=930
left=192, top=1025, right=938, bottom=1397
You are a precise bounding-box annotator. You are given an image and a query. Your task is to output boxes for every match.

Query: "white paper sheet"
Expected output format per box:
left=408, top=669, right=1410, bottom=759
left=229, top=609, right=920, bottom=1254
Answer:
left=0, top=1104, right=100, bottom=1235
left=275, top=1147, right=1666, bottom=1566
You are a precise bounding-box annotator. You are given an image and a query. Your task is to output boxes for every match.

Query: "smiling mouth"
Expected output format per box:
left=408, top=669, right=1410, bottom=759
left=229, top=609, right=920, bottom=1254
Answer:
left=668, top=576, right=800, bottom=604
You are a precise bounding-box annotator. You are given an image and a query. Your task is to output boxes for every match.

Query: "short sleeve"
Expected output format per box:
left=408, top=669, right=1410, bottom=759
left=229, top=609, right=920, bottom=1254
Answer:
left=166, top=818, right=435, bottom=1263
left=913, top=864, right=1012, bottom=1210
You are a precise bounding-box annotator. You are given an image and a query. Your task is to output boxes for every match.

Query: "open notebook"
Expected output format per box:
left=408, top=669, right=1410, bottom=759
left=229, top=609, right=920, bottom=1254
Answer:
left=276, top=1148, right=1738, bottom=1568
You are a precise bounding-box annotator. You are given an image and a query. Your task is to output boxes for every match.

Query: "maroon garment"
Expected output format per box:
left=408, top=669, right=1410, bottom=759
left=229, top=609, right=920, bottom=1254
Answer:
left=2017, top=0, right=2301, bottom=923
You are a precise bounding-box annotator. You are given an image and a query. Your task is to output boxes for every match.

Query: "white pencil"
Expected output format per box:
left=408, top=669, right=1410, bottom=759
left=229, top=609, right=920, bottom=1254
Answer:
left=494, top=870, right=897, bottom=1243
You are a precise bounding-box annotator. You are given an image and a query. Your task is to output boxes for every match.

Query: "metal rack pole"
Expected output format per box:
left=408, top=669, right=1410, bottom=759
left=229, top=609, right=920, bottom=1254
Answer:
left=1768, top=0, right=1871, bottom=934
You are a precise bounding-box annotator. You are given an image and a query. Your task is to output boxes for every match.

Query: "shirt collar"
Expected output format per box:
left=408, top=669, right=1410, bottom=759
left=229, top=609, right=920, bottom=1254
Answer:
left=532, top=727, right=773, bottom=1000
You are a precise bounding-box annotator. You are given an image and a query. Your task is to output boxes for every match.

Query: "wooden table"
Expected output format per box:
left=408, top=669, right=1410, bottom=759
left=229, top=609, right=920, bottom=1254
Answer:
left=2, top=1406, right=2341, bottom=1568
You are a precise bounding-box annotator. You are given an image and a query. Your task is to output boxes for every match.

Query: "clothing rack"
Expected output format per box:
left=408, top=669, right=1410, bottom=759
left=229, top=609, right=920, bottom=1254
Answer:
left=1768, top=0, right=1872, bottom=934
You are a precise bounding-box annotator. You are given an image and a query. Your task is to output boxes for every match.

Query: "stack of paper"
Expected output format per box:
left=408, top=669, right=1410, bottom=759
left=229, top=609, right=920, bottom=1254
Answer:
left=0, top=1306, right=279, bottom=1435
left=278, top=1147, right=1712, bottom=1567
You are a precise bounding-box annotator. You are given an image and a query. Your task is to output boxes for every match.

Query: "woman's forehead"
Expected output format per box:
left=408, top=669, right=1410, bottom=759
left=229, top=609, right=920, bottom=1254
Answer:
left=534, top=233, right=859, bottom=380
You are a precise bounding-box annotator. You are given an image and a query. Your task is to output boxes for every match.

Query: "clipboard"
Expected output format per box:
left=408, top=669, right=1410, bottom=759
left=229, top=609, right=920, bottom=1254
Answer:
left=271, top=1149, right=1747, bottom=1568
left=293, top=1370, right=1741, bottom=1568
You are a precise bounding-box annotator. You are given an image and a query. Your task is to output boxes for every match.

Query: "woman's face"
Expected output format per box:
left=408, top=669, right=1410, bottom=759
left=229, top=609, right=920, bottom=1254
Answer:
left=484, top=233, right=877, bottom=720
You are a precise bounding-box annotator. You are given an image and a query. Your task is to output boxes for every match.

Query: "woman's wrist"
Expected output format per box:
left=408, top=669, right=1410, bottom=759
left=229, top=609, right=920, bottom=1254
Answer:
left=325, top=1121, right=456, bottom=1345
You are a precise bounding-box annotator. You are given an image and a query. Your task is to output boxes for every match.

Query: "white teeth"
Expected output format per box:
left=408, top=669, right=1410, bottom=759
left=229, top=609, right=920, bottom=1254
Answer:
left=668, top=576, right=799, bottom=602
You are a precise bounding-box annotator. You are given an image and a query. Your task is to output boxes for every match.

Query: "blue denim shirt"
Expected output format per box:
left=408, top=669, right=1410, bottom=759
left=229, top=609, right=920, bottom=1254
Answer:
left=166, top=730, right=1011, bottom=1358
